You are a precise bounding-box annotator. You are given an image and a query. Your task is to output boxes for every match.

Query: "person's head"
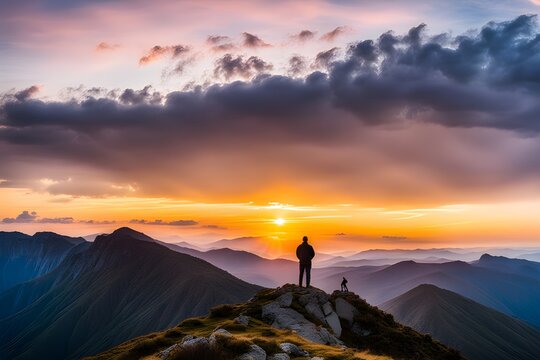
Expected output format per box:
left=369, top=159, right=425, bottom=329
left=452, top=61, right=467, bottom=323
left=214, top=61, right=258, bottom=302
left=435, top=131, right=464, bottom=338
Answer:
left=302, top=236, right=308, bottom=243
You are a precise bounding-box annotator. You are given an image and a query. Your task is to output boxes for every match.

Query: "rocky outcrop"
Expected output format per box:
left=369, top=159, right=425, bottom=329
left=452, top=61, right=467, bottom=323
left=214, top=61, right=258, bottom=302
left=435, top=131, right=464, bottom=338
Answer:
left=261, top=285, right=345, bottom=342
left=238, top=344, right=266, bottom=360
left=279, top=342, right=310, bottom=357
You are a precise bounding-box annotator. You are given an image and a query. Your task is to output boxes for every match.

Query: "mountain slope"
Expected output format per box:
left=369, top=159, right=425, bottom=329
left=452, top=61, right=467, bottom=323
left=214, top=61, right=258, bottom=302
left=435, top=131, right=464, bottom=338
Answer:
left=159, top=241, right=297, bottom=287
left=91, top=284, right=464, bottom=360
left=0, top=227, right=261, bottom=360
left=313, top=259, right=540, bottom=328
left=0, top=231, right=86, bottom=292
left=381, top=284, right=540, bottom=360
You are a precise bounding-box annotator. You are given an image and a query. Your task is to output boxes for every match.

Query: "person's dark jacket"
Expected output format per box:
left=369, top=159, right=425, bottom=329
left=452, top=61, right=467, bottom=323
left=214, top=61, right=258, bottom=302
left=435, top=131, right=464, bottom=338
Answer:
left=296, top=242, right=315, bottom=265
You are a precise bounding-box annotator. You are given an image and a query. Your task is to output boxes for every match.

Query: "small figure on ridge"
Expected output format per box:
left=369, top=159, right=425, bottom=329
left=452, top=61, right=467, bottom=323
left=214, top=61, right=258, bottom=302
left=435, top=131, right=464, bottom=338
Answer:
left=341, top=277, right=349, bottom=292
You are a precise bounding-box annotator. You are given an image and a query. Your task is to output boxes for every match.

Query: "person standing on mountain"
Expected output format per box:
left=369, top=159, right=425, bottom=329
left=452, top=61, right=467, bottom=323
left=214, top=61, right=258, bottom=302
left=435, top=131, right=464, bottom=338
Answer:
left=296, top=236, right=315, bottom=287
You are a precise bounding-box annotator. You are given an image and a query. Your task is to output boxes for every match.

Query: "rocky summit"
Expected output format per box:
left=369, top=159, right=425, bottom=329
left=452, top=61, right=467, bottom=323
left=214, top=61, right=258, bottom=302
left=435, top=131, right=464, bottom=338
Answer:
left=89, top=284, right=464, bottom=360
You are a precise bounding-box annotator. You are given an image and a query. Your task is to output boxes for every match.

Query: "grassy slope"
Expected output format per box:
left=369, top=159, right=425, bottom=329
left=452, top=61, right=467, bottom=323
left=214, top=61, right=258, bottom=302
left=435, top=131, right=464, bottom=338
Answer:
left=90, top=284, right=464, bottom=360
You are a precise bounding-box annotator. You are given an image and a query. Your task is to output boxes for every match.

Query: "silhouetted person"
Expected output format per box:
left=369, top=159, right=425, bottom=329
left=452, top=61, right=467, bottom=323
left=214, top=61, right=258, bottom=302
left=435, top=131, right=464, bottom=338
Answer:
left=341, top=277, right=349, bottom=292
left=296, top=236, right=315, bottom=287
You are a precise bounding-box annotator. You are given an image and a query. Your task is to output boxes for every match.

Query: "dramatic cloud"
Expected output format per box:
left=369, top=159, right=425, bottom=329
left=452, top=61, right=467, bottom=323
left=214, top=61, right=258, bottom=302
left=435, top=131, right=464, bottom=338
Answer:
left=119, top=85, right=163, bottom=105
left=291, top=30, right=316, bottom=42
left=320, top=26, right=347, bottom=41
left=129, top=219, right=198, bottom=226
left=139, top=44, right=189, bottom=65
left=242, top=32, right=271, bottom=48
left=313, top=47, right=340, bottom=69
left=214, top=54, right=273, bottom=79
left=2, top=16, right=540, bottom=204
left=288, top=55, right=307, bottom=76
left=14, top=86, right=40, bottom=101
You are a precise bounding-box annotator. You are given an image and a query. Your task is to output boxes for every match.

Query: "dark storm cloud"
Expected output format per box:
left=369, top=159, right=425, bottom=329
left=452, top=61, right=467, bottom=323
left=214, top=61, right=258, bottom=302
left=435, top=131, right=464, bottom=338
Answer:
left=242, top=32, right=271, bottom=48
left=2, top=16, right=540, bottom=201
left=214, top=54, right=273, bottom=80
left=320, top=26, right=347, bottom=41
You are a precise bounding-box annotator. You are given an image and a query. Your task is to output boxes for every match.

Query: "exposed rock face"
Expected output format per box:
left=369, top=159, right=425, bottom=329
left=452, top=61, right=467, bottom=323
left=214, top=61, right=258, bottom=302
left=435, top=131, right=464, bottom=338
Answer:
left=234, top=315, right=250, bottom=326
left=335, top=297, right=359, bottom=325
left=260, top=285, right=343, bottom=344
left=279, top=342, right=310, bottom=357
left=238, top=344, right=266, bottom=360
left=269, top=353, right=290, bottom=360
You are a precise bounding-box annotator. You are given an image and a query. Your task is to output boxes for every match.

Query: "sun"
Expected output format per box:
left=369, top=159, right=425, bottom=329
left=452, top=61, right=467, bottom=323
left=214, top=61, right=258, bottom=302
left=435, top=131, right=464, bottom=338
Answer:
left=274, top=218, right=286, bottom=226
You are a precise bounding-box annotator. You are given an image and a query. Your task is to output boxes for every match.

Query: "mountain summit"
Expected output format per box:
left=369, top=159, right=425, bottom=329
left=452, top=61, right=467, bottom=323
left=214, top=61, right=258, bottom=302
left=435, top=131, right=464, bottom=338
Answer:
left=91, top=284, right=464, bottom=360
left=0, top=228, right=260, bottom=360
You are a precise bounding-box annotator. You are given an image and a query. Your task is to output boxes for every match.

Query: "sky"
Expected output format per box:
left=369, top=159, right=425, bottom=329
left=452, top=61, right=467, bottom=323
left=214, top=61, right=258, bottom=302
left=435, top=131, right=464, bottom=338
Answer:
left=1, top=0, right=540, bottom=257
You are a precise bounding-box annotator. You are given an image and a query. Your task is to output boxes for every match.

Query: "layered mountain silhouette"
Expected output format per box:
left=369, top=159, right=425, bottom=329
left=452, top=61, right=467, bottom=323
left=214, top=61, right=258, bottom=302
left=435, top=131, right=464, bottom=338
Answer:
left=314, top=257, right=540, bottom=328
left=0, top=231, right=86, bottom=292
left=475, top=253, right=540, bottom=281
left=158, top=241, right=297, bottom=287
left=0, top=227, right=260, bottom=360
left=381, top=284, right=540, bottom=360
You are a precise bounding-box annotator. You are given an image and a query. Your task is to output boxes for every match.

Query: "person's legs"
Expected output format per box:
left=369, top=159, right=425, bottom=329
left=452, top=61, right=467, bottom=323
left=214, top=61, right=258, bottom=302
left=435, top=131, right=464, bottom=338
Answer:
left=299, top=263, right=305, bottom=287
left=306, top=264, right=311, bottom=287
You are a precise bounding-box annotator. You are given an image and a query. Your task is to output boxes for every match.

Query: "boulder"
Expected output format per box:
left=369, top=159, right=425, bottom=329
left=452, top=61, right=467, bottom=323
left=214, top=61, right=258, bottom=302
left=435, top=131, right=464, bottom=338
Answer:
left=299, top=291, right=329, bottom=307
left=234, top=315, right=250, bottom=326
left=238, top=344, right=266, bottom=360
left=324, top=311, right=342, bottom=337
left=158, top=343, right=181, bottom=359
left=322, top=302, right=333, bottom=316
left=270, top=353, right=290, bottom=360
left=209, top=328, right=232, bottom=344
left=181, top=336, right=209, bottom=348
left=279, top=342, right=309, bottom=357
left=334, top=298, right=359, bottom=325
left=305, top=302, right=326, bottom=323
left=277, top=292, right=293, bottom=307
left=318, top=327, right=342, bottom=345
left=351, top=322, right=371, bottom=337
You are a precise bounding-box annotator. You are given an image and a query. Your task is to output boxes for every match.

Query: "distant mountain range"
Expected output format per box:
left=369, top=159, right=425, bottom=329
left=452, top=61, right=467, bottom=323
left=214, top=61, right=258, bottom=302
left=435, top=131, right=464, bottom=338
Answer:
left=0, top=231, right=86, bottom=292
left=0, top=227, right=260, bottom=359
left=313, top=255, right=540, bottom=328
left=157, top=240, right=297, bottom=287
left=381, top=284, right=540, bottom=360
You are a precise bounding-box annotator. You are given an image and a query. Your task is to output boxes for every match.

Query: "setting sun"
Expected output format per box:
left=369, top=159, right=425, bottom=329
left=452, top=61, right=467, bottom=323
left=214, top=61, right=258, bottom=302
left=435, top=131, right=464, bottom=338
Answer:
left=274, top=218, right=286, bottom=226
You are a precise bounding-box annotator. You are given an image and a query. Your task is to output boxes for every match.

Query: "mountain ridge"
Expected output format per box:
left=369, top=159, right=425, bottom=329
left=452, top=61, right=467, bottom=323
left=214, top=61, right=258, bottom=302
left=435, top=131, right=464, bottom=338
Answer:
left=381, top=284, right=540, bottom=360
left=0, top=227, right=261, bottom=360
